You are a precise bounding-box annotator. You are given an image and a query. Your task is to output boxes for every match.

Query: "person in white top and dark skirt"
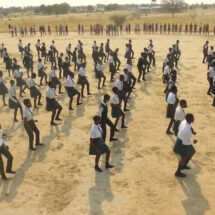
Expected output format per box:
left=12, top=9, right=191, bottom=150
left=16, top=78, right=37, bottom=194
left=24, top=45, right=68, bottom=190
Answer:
left=65, top=72, right=82, bottom=110
left=23, top=99, right=43, bottom=151
left=0, top=124, right=16, bottom=180
left=8, top=80, right=23, bottom=122
left=37, top=58, right=47, bottom=86
left=173, top=113, right=197, bottom=177
left=89, top=115, right=114, bottom=172
left=95, top=59, right=106, bottom=89
left=0, top=71, right=8, bottom=106
left=46, top=82, right=62, bottom=126
left=26, top=73, right=42, bottom=108
left=207, top=66, right=215, bottom=95
left=49, top=66, right=62, bottom=94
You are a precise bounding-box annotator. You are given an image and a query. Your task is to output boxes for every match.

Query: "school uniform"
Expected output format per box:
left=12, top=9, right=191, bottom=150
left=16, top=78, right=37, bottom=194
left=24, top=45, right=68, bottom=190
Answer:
left=111, top=93, right=124, bottom=118
left=174, top=106, right=185, bottom=136
left=23, top=107, right=40, bottom=149
left=76, top=58, right=82, bottom=70
left=26, top=78, right=41, bottom=98
left=115, top=79, right=126, bottom=101
left=77, top=67, right=88, bottom=85
left=62, top=60, right=71, bottom=78
left=208, top=67, right=215, bottom=94
left=89, top=124, right=110, bottom=155
left=8, top=86, right=22, bottom=109
left=14, top=69, right=26, bottom=87
left=18, top=41, right=24, bottom=53
left=163, top=65, right=170, bottom=82
left=173, top=120, right=195, bottom=157
left=95, top=63, right=105, bottom=79
left=0, top=129, right=13, bottom=175
left=23, top=55, right=33, bottom=70
left=65, top=76, right=79, bottom=97
left=49, top=69, right=60, bottom=86
left=166, top=92, right=176, bottom=118
left=46, top=87, right=62, bottom=111
left=0, top=77, right=8, bottom=96
left=37, top=61, right=46, bottom=77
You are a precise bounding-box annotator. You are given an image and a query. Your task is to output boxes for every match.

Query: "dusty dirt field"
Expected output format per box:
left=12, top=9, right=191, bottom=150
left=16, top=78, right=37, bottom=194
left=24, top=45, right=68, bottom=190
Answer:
left=0, top=32, right=215, bottom=215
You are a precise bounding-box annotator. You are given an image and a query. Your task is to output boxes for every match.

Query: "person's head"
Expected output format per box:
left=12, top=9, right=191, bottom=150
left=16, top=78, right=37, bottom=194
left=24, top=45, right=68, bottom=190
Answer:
left=185, top=113, right=194, bottom=124
left=50, top=45, right=53, bottom=49
left=10, top=80, right=15, bottom=86
left=112, top=86, right=118, bottom=94
left=119, top=74, right=124, bottom=81
left=176, top=40, right=179, bottom=44
left=129, top=39, right=132, bottom=43
left=103, top=94, right=110, bottom=103
left=94, top=41, right=96, bottom=44
left=69, top=43, right=71, bottom=47
left=211, top=46, right=214, bottom=50
left=23, top=98, right=32, bottom=108
left=170, top=85, right=177, bottom=94
left=123, top=68, right=129, bottom=74
left=172, top=74, right=177, bottom=82
left=101, top=43, right=104, bottom=46
left=180, top=99, right=187, bottom=108
left=171, top=69, right=177, bottom=76
left=127, top=59, right=132, bottom=64
left=69, top=72, right=74, bottom=78
left=107, top=39, right=110, bottom=42
left=0, top=71, right=2, bottom=77
left=93, top=115, right=101, bottom=124
left=82, top=63, right=86, bottom=68
left=60, top=53, right=63, bottom=57
left=38, top=39, right=40, bottom=42
left=19, top=39, right=21, bottom=42
left=48, top=81, right=54, bottom=88
left=65, top=56, right=69, bottom=61
left=141, top=52, right=147, bottom=58
left=31, top=73, right=36, bottom=79
left=28, top=43, right=30, bottom=46
left=144, top=47, right=148, bottom=52
left=115, top=48, right=119, bottom=52
left=52, top=40, right=55, bottom=43
left=38, top=58, right=42, bottom=62
left=206, top=41, right=209, bottom=44
left=166, top=62, right=170, bottom=66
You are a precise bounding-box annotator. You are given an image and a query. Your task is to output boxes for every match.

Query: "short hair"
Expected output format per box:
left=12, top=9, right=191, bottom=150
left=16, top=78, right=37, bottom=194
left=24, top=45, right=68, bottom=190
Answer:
left=180, top=99, right=187, bottom=106
left=93, top=115, right=101, bottom=122
left=185, top=113, right=194, bottom=122
left=112, top=87, right=118, bottom=92
left=104, top=94, right=110, bottom=100
left=23, top=98, right=30, bottom=106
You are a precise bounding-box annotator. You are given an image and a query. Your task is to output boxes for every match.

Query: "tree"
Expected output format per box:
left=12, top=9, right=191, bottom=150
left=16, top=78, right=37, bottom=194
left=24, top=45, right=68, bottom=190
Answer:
left=110, top=14, right=127, bottom=26
left=162, top=0, right=187, bottom=17
left=87, top=5, right=94, bottom=12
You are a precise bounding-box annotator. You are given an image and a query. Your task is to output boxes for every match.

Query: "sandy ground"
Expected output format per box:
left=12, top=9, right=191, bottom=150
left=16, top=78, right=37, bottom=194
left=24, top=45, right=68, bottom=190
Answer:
left=0, top=32, right=215, bottom=215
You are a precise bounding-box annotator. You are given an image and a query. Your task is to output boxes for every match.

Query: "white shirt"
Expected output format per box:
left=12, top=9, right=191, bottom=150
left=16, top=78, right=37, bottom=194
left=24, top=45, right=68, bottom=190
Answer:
left=37, top=62, right=43, bottom=70
left=66, top=45, right=71, bottom=52
left=78, top=67, right=86, bottom=77
left=26, top=78, right=35, bottom=87
left=65, top=76, right=75, bottom=87
left=8, top=86, right=17, bottom=102
left=163, top=65, right=170, bottom=75
left=18, top=41, right=22, bottom=48
left=14, top=69, right=22, bottom=78
left=115, top=79, right=123, bottom=91
left=76, top=58, right=81, bottom=65
left=0, top=77, right=5, bottom=84
left=111, top=93, right=120, bottom=105
left=208, top=67, right=215, bottom=78
left=46, top=87, right=56, bottom=99
left=77, top=43, right=81, bottom=51
left=126, top=64, right=132, bottom=73
left=92, top=43, right=97, bottom=50
left=35, top=41, right=40, bottom=48
left=51, top=43, right=56, bottom=49
left=0, top=129, right=6, bottom=147
left=148, top=45, right=153, bottom=53
left=98, top=102, right=107, bottom=117
left=208, top=50, right=213, bottom=56
left=90, top=124, right=102, bottom=138
left=108, top=56, right=114, bottom=64
left=164, top=57, right=169, bottom=64
left=177, top=120, right=193, bottom=145
left=174, top=106, right=185, bottom=122
left=167, top=92, right=176, bottom=104
left=96, top=63, right=102, bottom=71
left=49, top=69, right=56, bottom=78
left=23, top=107, right=33, bottom=121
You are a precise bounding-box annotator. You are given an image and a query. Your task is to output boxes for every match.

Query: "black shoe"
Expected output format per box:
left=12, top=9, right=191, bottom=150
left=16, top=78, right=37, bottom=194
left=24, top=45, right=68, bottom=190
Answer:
left=110, top=138, right=117, bottom=141
left=121, top=125, right=128, bottom=129
left=115, top=128, right=119, bottom=132
left=6, top=170, right=16, bottom=174
left=166, top=131, right=173, bottom=135
left=36, top=143, right=44, bottom=146
left=1, top=174, right=7, bottom=180
left=106, top=164, right=115, bottom=169
left=51, top=122, right=58, bottom=126
left=55, top=118, right=62, bottom=121
left=29, top=147, right=37, bottom=151
left=77, top=103, right=82, bottom=106
left=124, top=109, right=130, bottom=112
left=175, top=172, right=186, bottom=177
left=181, top=165, right=191, bottom=170
left=95, top=166, right=103, bottom=172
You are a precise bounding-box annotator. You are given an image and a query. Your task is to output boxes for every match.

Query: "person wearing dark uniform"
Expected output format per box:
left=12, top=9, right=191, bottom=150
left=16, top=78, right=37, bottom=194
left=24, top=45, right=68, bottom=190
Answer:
left=173, top=113, right=197, bottom=177
left=108, top=52, right=116, bottom=82
left=89, top=115, right=114, bottom=172
left=95, top=60, right=106, bottom=89
left=99, top=94, right=117, bottom=142
left=99, top=43, right=107, bottom=63
left=48, top=46, right=56, bottom=68
left=0, top=71, right=8, bottom=106
left=137, top=52, right=148, bottom=82
left=0, top=124, right=16, bottom=180
left=62, top=56, right=71, bottom=79
left=46, top=82, right=62, bottom=126
left=128, top=39, right=134, bottom=59
left=22, top=53, right=33, bottom=78
left=66, top=43, right=73, bottom=62
left=18, top=40, right=24, bottom=59
left=72, top=47, right=78, bottom=71
left=113, top=48, right=121, bottom=71
left=37, top=58, right=47, bottom=86
left=65, top=72, right=82, bottom=110
left=105, top=39, right=112, bottom=58
left=23, top=99, right=44, bottom=151
left=207, top=66, right=215, bottom=95
left=58, top=53, right=63, bottom=79
left=49, top=66, right=63, bottom=94
left=26, top=73, right=42, bottom=108
left=41, top=43, right=48, bottom=63
left=202, top=41, right=209, bottom=63
left=8, top=80, right=23, bottom=122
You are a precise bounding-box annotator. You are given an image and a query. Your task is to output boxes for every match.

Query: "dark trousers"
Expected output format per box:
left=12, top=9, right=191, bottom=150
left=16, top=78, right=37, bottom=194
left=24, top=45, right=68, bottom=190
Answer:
left=24, top=120, right=40, bottom=149
left=101, top=118, right=115, bottom=141
left=114, top=59, right=121, bottom=70
left=0, top=145, right=13, bottom=174
left=208, top=78, right=213, bottom=94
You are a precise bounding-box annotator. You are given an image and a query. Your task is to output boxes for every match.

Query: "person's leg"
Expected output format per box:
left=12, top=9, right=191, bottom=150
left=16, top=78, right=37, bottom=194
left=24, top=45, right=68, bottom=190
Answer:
left=87, top=83, right=91, bottom=95
left=81, top=85, right=85, bottom=98
left=102, top=76, right=106, bottom=86
left=98, top=78, right=101, bottom=89
left=31, top=121, right=40, bottom=146
left=138, top=68, right=142, bottom=82
left=3, top=95, right=7, bottom=106
left=0, top=146, right=14, bottom=173
left=34, top=97, right=37, bottom=108
left=101, top=123, right=107, bottom=141
left=55, top=106, right=62, bottom=120
left=166, top=118, right=174, bottom=134
left=106, top=118, right=116, bottom=141
left=182, top=151, right=195, bottom=169
left=114, top=118, right=119, bottom=128
left=0, top=153, right=7, bottom=180
left=14, top=108, right=18, bottom=122
left=69, top=97, right=73, bottom=110
left=105, top=151, right=114, bottom=168
left=121, top=113, right=127, bottom=128
left=175, top=157, right=187, bottom=177
left=24, top=124, right=34, bottom=150
left=51, top=110, right=57, bottom=125
left=38, top=94, right=42, bottom=105
left=95, top=155, right=101, bottom=171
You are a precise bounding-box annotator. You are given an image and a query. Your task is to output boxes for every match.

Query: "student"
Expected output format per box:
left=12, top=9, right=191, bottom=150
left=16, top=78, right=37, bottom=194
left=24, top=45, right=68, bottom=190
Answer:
left=0, top=71, right=8, bottom=106
left=0, top=124, right=16, bottom=180
left=51, top=40, right=58, bottom=58
left=48, top=46, right=56, bottom=68
left=58, top=53, right=63, bottom=79
left=148, top=43, right=155, bottom=67
left=26, top=73, right=42, bottom=108
left=92, top=46, right=99, bottom=70
left=128, top=39, right=134, bottom=59
left=126, top=59, right=136, bottom=89
left=166, top=86, right=179, bottom=135
left=137, top=52, right=148, bottom=82
left=111, top=87, right=128, bottom=129
left=95, top=60, right=106, bottom=89
left=41, top=43, right=48, bottom=63
left=14, top=65, right=28, bottom=97
left=109, top=52, right=116, bottom=82
left=99, top=94, right=117, bottom=142
left=22, top=53, right=33, bottom=78
left=207, top=66, right=215, bottom=95
left=99, top=43, right=107, bottom=63
left=23, top=99, right=43, bottom=151
left=173, top=113, right=197, bottom=177
left=105, top=39, right=111, bottom=58
left=163, top=62, right=171, bottom=83
left=8, top=80, right=23, bottom=122
left=65, top=72, right=82, bottom=110
left=46, top=81, right=62, bottom=126
left=49, top=66, right=62, bottom=94
left=18, top=40, right=24, bottom=59
left=89, top=115, right=114, bottom=172
left=72, top=47, right=78, bottom=71
left=62, top=57, right=71, bottom=79
left=207, top=46, right=214, bottom=69
left=174, top=99, right=187, bottom=136
left=66, top=43, right=73, bottom=62
left=113, top=48, right=121, bottom=70
left=35, top=39, right=41, bottom=58
left=37, top=58, right=47, bottom=86
left=77, top=63, right=91, bottom=98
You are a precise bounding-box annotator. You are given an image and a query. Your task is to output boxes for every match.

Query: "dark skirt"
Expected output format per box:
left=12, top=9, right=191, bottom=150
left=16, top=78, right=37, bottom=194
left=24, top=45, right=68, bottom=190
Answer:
left=38, top=68, right=46, bottom=77
left=9, top=96, right=21, bottom=109
left=166, top=104, right=175, bottom=119
left=51, top=77, right=61, bottom=86
left=77, top=76, right=88, bottom=85
left=66, top=87, right=79, bottom=98
left=0, top=84, right=8, bottom=95
left=173, top=138, right=195, bottom=157
left=95, top=70, right=105, bottom=79
left=16, top=77, right=26, bottom=87
left=111, top=106, right=123, bottom=118
left=109, top=63, right=116, bottom=73
left=118, top=90, right=126, bottom=101
left=89, top=138, right=110, bottom=155
left=173, top=122, right=179, bottom=136
left=123, top=82, right=131, bottom=93
left=30, top=86, right=41, bottom=98
left=46, top=98, right=61, bottom=111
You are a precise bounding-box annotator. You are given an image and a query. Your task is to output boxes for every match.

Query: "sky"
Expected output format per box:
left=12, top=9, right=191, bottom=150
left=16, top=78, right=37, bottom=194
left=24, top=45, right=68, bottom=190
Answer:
left=0, top=0, right=214, bottom=8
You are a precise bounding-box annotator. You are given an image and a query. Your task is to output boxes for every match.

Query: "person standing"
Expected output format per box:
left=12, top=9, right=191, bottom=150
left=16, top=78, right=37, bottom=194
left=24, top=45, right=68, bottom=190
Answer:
left=207, top=66, right=215, bottom=95
left=95, top=60, right=106, bottom=89
left=0, top=71, right=8, bottom=106
left=0, top=124, right=16, bottom=180
left=23, top=99, right=43, bottom=151
left=99, top=94, right=117, bottom=142
left=89, top=115, right=114, bottom=172
left=202, top=41, right=209, bottom=63
left=173, top=114, right=197, bottom=177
